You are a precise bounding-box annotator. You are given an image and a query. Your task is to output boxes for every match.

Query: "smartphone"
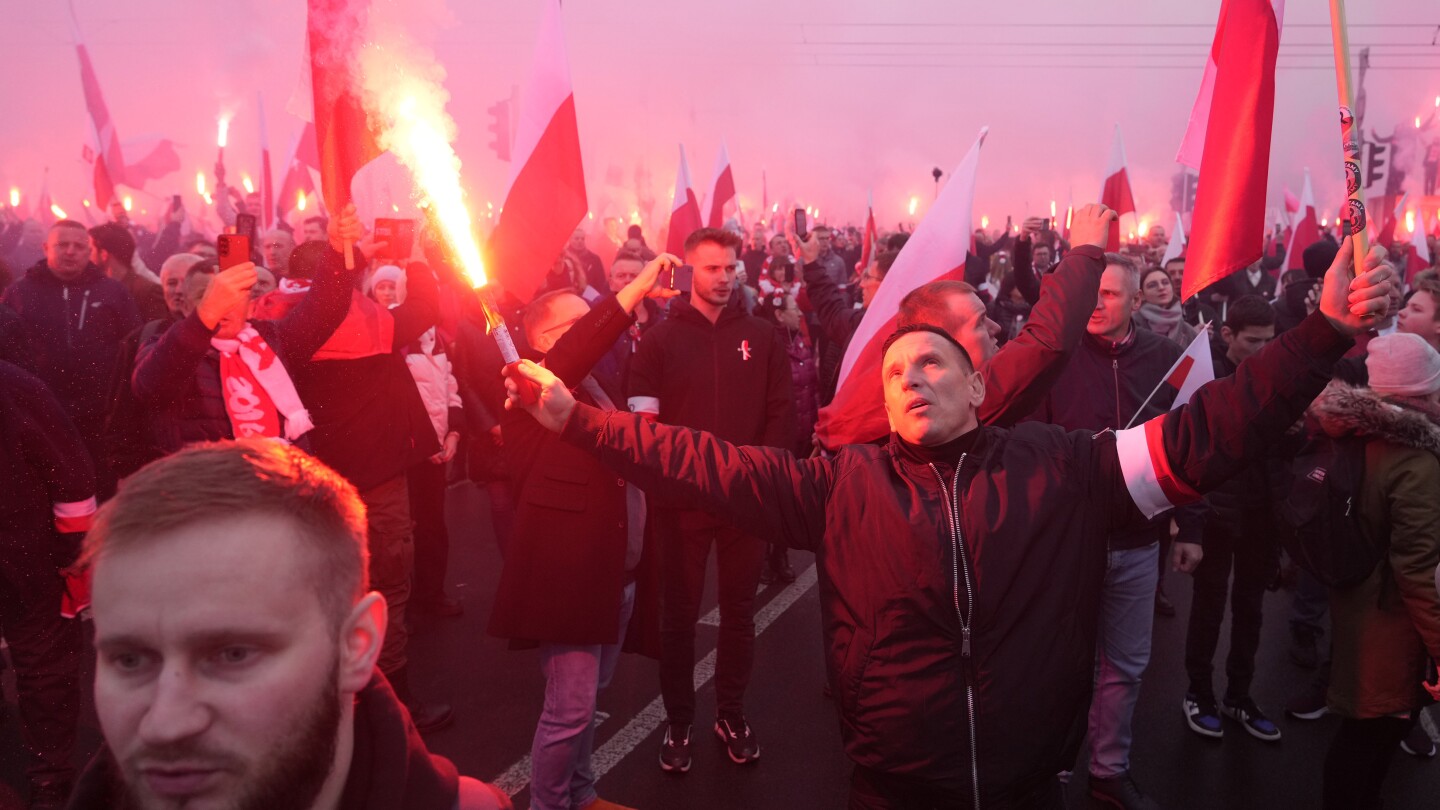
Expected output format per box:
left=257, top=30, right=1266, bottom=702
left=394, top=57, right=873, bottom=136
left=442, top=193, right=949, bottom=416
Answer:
left=373, top=218, right=416, bottom=262
left=218, top=234, right=251, bottom=270
left=1041, top=217, right=1051, bottom=232
left=235, top=213, right=258, bottom=244
left=171, top=194, right=183, bottom=213
left=661, top=263, right=694, bottom=293
left=794, top=208, right=808, bottom=241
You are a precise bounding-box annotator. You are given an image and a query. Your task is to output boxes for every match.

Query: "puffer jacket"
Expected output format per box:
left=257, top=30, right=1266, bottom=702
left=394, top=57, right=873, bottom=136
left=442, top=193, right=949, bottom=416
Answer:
left=1, top=260, right=141, bottom=439
left=1309, top=382, right=1440, bottom=718
left=564, top=312, right=1350, bottom=807
left=403, top=327, right=462, bottom=445
left=781, top=325, right=819, bottom=456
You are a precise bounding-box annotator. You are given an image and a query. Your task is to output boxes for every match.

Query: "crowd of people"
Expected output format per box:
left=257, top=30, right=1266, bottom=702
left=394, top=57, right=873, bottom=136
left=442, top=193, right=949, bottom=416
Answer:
left=0, top=182, right=1437, bottom=810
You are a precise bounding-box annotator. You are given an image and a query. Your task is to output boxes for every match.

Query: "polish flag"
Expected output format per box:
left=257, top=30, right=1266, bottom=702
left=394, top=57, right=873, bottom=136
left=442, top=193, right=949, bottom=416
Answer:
left=1164, top=326, right=1216, bottom=410
left=1285, top=169, right=1320, bottom=272
left=487, top=0, right=588, bottom=302
left=67, top=0, right=125, bottom=209
left=258, top=92, right=276, bottom=231
left=1376, top=192, right=1408, bottom=250
left=1100, top=125, right=1136, bottom=252
left=705, top=141, right=736, bottom=229
left=307, top=0, right=383, bottom=216
left=1408, top=212, right=1432, bottom=283
left=855, top=189, right=877, bottom=272
left=119, top=136, right=181, bottom=186
left=1161, top=211, right=1186, bottom=268
left=1284, top=187, right=1300, bottom=224
left=1176, top=0, right=1284, bottom=301
left=815, top=127, right=988, bottom=449
left=278, top=121, right=322, bottom=224
left=665, top=144, right=703, bottom=257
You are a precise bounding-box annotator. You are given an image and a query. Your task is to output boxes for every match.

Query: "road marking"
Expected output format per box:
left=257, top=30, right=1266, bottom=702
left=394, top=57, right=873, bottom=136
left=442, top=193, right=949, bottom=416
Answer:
left=492, top=564, right=819, bottom=798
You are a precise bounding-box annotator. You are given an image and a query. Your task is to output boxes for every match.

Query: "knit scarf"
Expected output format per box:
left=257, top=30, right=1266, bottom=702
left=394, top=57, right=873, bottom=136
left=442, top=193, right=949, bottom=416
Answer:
left=1138, top=301, right=1185, bottom=339
left=211, top=324, right=314, bottom=441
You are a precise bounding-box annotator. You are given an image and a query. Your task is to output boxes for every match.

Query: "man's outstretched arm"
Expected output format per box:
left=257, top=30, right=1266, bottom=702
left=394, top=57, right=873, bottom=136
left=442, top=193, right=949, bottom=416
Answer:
left=508, top=361, right=832, bottom=551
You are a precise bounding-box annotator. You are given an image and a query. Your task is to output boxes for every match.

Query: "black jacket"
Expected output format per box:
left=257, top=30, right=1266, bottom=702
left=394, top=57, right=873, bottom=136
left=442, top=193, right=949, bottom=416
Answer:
left=562, top=312, right=1350, bottom=805
left=1225, top=270, right=1278, bottom=302
left=0, top=360, right=95, bottom=539
left=1026, top=324, right=1193, bottom=549
left=627, top=296, right=794, bottom=450
left=802, top=259, right=863, bottom=406
left=2, top=260, right=141, bottom=439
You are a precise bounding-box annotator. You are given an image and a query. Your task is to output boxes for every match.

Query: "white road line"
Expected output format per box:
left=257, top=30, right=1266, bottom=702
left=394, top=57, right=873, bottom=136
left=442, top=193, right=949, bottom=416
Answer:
left=492, top=564, right=819, bottom=798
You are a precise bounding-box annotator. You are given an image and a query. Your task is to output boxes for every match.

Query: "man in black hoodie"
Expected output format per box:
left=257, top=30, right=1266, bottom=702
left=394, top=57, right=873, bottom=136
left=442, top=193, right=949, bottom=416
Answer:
left=626, top=227, right=793, bottom=772
left=69, top=440, right=510, bottom=810
left=2, top=220, right=141, bottom=495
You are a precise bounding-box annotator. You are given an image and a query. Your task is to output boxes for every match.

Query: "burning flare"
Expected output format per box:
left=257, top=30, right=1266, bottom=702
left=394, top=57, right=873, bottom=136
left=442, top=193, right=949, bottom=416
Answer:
left=297, top=190, right=307, bottom=212
left=51, top=204, right=67, bottom=219
left=122, top=196, right=133, bottom=212
left=908, top=197, right=918, bottom=217
left=242, top=175, right=255, bottom=194
left=196, top=171, right=207, bottom=196
left=8, top=188, right=19, bottom=207
left=217, top=116, right=231, bottom=148
left=1406, top=209, right=1416, bottom=234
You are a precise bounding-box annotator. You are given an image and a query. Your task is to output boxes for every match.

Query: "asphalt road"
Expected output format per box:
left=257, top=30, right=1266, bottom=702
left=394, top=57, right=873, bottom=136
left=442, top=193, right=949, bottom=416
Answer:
left=4, top=479, right=1439, bottom=809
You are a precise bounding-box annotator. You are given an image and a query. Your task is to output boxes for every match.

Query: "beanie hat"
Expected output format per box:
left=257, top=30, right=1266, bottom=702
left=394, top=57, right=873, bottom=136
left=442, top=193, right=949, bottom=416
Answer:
left=1302, top=240, right=1338, bottom=280
left=1367, top=332, right=1440, bottom=397
left=364, top=264, right=407, bottom=304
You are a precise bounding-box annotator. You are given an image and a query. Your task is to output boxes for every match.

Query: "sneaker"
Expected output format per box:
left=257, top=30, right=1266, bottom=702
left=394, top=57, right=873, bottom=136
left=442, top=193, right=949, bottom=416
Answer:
left=1284, top=679, right=1329, bottom=721
left=659, top=722, right=692, bottom=773
left=1182, top=693, right=1224, bottom=739
left=1289, top=625, right=1320, bottom=670
left=1221, top=697, right=1282, bottom=742
left=1400, top=721, right=1437, bottom=758
left=1088, top=772, right=1162, bottom=810
left=714, top=715, right=760, bottom=764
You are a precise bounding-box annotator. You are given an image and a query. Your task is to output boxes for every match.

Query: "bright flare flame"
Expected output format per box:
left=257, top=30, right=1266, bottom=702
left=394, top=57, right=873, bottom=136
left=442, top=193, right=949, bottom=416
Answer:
left=1128, top=231, right=1136, bottom=241
left=1050, top=200, right=1057, bottom=219
left=1138, top=220, right=1150, bottom=238
left=388, top=96, right=486, bottom=287
left=1066, top=206, right=1074, bottom=230
left=1406, top=209, right=1416, bottom=234
left=1418, top=116, right=1424, bottom=129
left=8, top=188, right=18, bottom=207
left=196, top=172, right=207, bottom=196
left=51, top=204, right=67, bottom=219
left=83, top=199, right=92, bottom=208
left=813, top=208, right=820, bottom=219
left=217, top=116, right=231, bottom=148
left=1321, top=217, right=1329, bottom=227
left=588, top=210, right=594, bottom=220
left=980, top=215, right=989, bottom=229
left=908, top=197, right=918, bottom=217
left=242, top=175, right=254, bottom=194
left=122, top=196, right=133, bottom=212
left=297, top=191, right=307, bottom=212
left=393, top=203, right=400, bottom=213
left=771, top=203, right=779, bottom=213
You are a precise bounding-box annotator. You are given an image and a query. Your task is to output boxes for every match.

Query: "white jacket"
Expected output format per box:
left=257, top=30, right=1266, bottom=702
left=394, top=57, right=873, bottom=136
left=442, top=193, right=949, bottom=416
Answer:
left=404, top=327, right=461, bottom=445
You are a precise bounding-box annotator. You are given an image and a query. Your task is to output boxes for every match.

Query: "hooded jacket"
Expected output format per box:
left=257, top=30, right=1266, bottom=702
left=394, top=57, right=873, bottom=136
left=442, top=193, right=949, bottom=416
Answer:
left=1308, top=382, right=1440, bottom=718
left=65, top=674, right=510, bottom=810
left=563, top=311, right=1349, bottom=806
left=2, top=260, right=141, bottom=439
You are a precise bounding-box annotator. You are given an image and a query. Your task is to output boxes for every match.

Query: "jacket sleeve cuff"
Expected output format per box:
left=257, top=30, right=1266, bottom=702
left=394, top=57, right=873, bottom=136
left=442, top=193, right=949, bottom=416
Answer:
left=1067, top=244, right=1105, bottom=261
left=1291, top=309, right=1355, bottom=366
left=177, top=310, right=218, bottom=347
left=560, top=401, right=609, bottom=447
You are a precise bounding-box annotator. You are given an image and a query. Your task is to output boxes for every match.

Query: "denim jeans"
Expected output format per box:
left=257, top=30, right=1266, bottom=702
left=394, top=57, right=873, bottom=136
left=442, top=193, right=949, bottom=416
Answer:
left=530, top=582, right=636, bottom=810
left=1089, top=543, right=1158, bottom=780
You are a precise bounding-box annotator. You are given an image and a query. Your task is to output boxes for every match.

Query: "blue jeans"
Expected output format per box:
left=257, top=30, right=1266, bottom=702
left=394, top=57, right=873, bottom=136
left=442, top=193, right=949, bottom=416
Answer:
left=530, top=582, right=636, bottom=810
left=1089, top=543, right=1158, bottom=780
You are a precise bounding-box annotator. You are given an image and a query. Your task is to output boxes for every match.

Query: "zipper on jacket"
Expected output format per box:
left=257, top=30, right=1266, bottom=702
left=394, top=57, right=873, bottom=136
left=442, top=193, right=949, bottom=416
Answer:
left=77, top=289, right=92, bottom=332
left=1112, top=358, right=1121, bottom=427
left=63, top=287, right=73, bottom=349
left=930, top=455, right=980, bottom=810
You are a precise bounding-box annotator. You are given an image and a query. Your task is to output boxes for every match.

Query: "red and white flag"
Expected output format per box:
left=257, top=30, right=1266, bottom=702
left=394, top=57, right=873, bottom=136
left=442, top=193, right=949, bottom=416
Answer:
left=258, top=92, right=275, bottom=231
left=1176, top=0, right=1284, bottom=301
left=1164, top=326, right=1215, bottom=412
left=278, top=121, right=322, bottom=222
left=1100, top=125, right=1137, bottom=252
left=486, top=0, right=588, bottom=302
left=1161, top=211, right=1186, bottom=268
left=665, top=144, right=703, bottom=257
left=705, top=140, right=736, bottom=229
left=120, top=136, right=180, bottom=186
left=67, top=0, right=125, bottom=209
left=1408, top=212, right=1432, bottom=283
left=816, top=127, right=988, bottom=449
left=856, top=189, right=877, bottom=272
left=36, top=173, right=56, bottom=227
left=1377, top=192, right=1408, bottom=250
left=306, top=0, right=382, bottom=216
left=1285, top=169, right=1320, bottom=272
left=1283, top=186, right=1300, bottom=224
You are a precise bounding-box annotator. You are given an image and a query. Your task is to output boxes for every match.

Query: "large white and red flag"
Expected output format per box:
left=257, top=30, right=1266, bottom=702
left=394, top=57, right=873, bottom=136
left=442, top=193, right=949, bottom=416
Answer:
left=665, top=144, right=703, bottom=256
left=67, top=0, right=124, bottom=209
left=1408, top=211, right=1432, bottom=283
left=816, top=127, right=988, bottom=449
left=1284, top=187, right=1300, bottom=224
left=306, top=0, right=382, bottom=217
left=855, top=190, right=878, bottom=272
left=278, top=121, right=322, bottom=221
left=1176, top=0, right=1283, bottom=301
left=1285, top=169, right=1320, bottom=272
left=1100, top=125, right=1137, bottom=252
left=705, top=141, right=736, bottom=229
left=487, top=0, right=588, bottom=302
left=1161, top=211, right=1186, bottom=268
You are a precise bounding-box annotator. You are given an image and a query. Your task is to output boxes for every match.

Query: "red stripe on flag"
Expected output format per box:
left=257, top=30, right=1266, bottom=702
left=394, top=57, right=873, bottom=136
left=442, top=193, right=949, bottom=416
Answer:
left=1165, top=355, right=1195, bottom=389
left=708, top=165, right=735, bottom=229
left=307, top=0, right=382, bottom=215
left=1144, top=417, right=1201, bottom=506
left=487, top=94, right=588, bottom=303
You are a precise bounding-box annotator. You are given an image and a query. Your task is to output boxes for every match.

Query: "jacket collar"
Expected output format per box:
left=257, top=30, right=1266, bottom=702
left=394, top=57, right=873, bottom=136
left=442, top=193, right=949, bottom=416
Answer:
left=1309, top=381, right=1440, bottom=456
left=27, top=258, right=105, bottom=288
left=671, top=295, right=744, bottom=328
left=1084, top=320, right=1138, bottom=356
left=885, top=426, right=994, bottom=487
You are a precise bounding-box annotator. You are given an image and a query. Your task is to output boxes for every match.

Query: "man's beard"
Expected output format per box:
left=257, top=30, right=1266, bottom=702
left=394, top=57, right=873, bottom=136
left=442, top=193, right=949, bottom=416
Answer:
left=117, top=663, right=344, bottom=810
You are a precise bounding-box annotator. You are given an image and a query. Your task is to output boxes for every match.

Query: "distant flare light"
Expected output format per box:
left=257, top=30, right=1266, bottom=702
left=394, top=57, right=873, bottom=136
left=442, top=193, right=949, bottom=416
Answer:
left=980, top=215, right=989, bottom=229
left=1050, top=200, right=1057, bottom=220
left=9, top=188, right=19, bottom=207
left=217, top=116, right=231, bottom=148
left=51, top=203, right=67, bottom=219
left=196, top=172, right=207, bottom=196
left=296, top=190, right=307, bottom=212
left=908, top=196, right=918, bottom=217
left=1138, top=220, right=1150, bottom=238
left=1406, top=209, right=1416, bottom=234
left=122, top=195, right=133, bottom=212
left=242, top=175, right=255, bottom=194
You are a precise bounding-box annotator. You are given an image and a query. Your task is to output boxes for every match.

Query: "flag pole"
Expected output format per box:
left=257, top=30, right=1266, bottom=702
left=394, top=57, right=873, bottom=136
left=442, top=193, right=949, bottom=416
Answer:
left=1328, top=0, right=1370, bottom=261
left=1124, top=322, right=1211, bottom=430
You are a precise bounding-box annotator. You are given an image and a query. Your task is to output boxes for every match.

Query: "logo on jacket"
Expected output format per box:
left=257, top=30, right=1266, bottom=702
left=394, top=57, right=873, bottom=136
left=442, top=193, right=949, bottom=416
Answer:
left=738, top=339, right=752, bottom=361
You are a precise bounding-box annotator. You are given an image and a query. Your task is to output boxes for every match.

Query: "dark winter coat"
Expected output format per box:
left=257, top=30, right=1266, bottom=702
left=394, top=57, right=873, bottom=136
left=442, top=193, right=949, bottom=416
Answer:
left=0, top=360, right=95, bottom=541
left=779, top=325, right=819, bottom=456
left=802, top=258, right=863, bottom=406
left=1, top=260, right=141, bottom=441
left=561, top=311, right=1351, bottom=805
left=1309, top=383, right=1440, bottom=718
left=487, top=296, right=660, bottom=655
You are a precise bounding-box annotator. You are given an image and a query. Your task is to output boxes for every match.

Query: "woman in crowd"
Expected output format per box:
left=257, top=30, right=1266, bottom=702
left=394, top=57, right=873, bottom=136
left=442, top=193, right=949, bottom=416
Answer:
left=1135, top=264, right=1200, bottom=347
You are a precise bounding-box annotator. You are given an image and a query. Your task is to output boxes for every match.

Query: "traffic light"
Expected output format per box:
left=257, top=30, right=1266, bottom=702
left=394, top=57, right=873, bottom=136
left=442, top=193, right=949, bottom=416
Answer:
left=488, top=99, right=511, bottom=162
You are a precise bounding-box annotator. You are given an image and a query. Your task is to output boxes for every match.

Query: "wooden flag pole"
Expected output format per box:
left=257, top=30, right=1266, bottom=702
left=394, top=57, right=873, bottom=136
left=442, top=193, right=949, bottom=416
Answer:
left=1328, top=0, right=1371, bottom=261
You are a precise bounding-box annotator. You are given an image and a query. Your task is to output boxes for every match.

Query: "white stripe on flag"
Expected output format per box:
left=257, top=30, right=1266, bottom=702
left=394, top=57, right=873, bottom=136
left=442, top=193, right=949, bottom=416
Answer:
left=1114, top=425, right=1175, bottom=520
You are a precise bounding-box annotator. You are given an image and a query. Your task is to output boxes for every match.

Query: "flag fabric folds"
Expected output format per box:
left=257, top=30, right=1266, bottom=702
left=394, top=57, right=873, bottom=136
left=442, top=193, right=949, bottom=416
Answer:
left=665, top=144, right=703, bottom=257
left=486, top=0, right=588, bottom=303
left=1285, top=169, right=1320, bottom=273
left=856, top=190, right=877, bottom=272
left=1161, top=211, right=1186, bottom=268
left=306, top=0, right=382, bottom=216
left=705, top=141, right=736, bottom=229
left=1100, top=126, right=1136, bottom=252
left=816, top=128, right=988, bottom=449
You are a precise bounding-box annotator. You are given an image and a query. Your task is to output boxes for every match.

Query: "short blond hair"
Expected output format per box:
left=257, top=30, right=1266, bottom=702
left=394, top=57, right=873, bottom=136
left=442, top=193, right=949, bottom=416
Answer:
left=84, top=440, right=369, bottom=629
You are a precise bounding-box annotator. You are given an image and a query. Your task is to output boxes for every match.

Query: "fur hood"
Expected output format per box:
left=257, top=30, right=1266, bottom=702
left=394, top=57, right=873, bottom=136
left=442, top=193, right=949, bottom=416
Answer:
left=1308, top=381, right=1440, bottom=456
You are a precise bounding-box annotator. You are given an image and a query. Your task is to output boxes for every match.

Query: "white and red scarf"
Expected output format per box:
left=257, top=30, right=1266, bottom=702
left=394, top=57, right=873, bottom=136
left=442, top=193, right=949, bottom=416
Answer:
left=211, top=324, right=314, bottom=441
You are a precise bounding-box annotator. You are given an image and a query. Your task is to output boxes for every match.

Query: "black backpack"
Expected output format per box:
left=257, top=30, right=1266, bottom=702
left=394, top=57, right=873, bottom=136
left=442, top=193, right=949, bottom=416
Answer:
left=1279, top=434, right=1384, bottom=588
